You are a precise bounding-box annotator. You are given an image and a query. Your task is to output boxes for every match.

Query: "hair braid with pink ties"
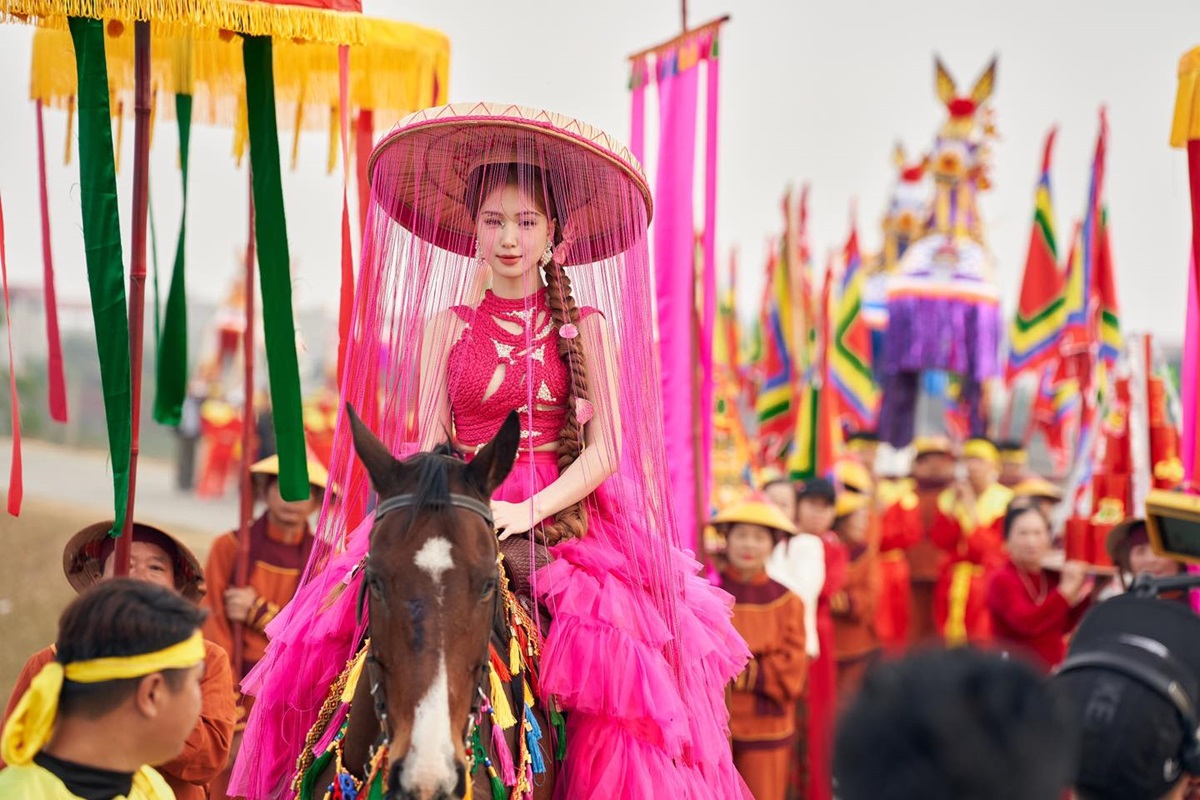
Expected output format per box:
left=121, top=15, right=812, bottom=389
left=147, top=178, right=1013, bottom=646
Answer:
left=539, top=258, right=589, bottom=544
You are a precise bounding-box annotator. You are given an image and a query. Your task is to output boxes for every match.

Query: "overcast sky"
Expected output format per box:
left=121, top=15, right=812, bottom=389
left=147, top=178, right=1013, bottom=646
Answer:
left=0, top=0, right=1197, bottom=346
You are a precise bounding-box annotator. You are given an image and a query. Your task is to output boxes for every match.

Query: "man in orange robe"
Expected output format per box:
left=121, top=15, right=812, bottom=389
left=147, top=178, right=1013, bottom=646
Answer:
left=0, top=521, right=237, bottom=800
left=829, top=492, right=882, bottom=704
left=929, top=438, right=1013, bottom=646
left=878, top=436, right=956, bottom=649
left=202, top=455, right=327, bottom=800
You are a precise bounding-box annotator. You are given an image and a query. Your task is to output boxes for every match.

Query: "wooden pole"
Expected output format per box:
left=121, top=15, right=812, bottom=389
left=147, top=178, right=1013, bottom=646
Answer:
left=115, top=20, right=152, bottom=574
left=231, top=174, right=256, bottom=680
left=626, top=14, right=729, bottom=62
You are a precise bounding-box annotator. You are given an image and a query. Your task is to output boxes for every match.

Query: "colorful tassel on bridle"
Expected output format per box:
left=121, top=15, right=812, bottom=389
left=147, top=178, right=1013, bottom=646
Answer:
left=524, top=705, right=545, bottom=775
left=490, top=720, right=517, bottom=787
left=488, top=668, right=517, bottom=730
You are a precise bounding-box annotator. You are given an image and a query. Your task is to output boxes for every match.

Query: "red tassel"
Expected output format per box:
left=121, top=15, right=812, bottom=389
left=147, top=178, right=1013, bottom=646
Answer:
left=36, top=101, right=67, bottom=423
left=0, top=192, right=24, bottom=516
left=489, top=645, right=512, bottom=683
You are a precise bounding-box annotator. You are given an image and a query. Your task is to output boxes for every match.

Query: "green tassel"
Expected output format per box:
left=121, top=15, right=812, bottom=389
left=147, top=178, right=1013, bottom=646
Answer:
left=550, top=705, right=567, bottom=761
left=489, top=769, right=507, bottom=800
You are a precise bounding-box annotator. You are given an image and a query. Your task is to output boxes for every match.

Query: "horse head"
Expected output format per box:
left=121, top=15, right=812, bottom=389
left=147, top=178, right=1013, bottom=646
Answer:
left=346, top=404, right=520, bottom=800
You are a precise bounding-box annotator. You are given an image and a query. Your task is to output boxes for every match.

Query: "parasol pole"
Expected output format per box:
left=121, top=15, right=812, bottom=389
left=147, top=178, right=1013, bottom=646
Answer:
left=232, top=174, right=256, bottom=680
left=115, top=19, right=152, bottom=575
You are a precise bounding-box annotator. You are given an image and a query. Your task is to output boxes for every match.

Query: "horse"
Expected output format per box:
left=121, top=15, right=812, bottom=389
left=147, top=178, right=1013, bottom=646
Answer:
left=299, top=405, right=559, bottom=800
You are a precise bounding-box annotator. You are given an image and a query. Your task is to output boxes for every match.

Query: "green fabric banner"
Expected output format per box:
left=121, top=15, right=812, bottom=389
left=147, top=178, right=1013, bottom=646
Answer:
left=242, top=36, right=309, bottom=501
left=153, top=93, right=192, bottom=427
left=68, top=17, right=130, bottom=536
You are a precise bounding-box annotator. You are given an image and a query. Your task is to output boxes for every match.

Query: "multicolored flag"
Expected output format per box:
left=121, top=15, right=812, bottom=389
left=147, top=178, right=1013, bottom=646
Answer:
left=1087, top=111, right=1121, bottom=373
left=754, top=242, right=795, bottom=465
left=789, top=257, right=843, bottom=481
left=1006, top=128, right=1066, bottom=380
left=830, top=219, right=880, bottom=431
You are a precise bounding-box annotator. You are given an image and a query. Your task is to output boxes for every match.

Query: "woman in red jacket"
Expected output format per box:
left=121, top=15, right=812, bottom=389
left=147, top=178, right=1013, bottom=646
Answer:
left=986, top=500, right=1094, bottom=670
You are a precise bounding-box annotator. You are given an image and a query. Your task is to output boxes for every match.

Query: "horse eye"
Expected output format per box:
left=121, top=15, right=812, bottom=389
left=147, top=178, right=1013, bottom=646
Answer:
left=480, top=579, right=497, bottom=600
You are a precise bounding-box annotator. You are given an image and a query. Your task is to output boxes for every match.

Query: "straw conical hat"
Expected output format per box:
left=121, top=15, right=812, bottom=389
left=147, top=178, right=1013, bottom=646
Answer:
left=710, top=494, right=799, bottom=537
left=63, top=521, right=205, bottom=604
left=367, top=103, right=653, bottom=266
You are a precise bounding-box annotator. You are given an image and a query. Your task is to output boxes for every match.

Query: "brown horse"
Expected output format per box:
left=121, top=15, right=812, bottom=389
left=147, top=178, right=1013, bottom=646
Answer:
left=307, top=406, right=557, bottom=800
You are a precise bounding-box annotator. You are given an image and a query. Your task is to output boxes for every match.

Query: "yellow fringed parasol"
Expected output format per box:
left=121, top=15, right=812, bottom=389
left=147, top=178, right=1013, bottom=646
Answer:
left=3, top=0, right=449, bottom=683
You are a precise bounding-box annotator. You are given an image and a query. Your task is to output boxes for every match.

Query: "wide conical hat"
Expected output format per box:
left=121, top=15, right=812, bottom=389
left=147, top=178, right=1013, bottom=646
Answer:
left=367, top=103, right=653, bottom=266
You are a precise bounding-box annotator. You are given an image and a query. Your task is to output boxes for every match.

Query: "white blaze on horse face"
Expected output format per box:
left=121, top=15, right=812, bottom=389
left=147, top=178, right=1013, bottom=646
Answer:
left=414, top=536, right=454, bottom=586
left=401, top=535, right=459, bottom=796
left=401, top=659, right=458, bottom=796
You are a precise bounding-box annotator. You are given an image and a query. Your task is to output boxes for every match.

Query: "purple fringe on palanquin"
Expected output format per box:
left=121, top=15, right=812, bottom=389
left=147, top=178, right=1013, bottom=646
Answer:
left=882, top=294, right=1002, bottom=380
left=878, top=292, right=1002, bottom=447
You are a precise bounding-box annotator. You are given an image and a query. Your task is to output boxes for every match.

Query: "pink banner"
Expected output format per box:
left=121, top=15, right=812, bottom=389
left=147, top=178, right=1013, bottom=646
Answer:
left=1184, top=257, right=1198, bottom=485
left=654, top=50, right=700, bottom=551
left=700, top=42, right=719, bottom=521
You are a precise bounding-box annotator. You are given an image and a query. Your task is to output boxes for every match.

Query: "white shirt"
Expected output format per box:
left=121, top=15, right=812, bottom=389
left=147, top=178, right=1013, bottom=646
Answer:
left=767, top=532, right=826, bottom=658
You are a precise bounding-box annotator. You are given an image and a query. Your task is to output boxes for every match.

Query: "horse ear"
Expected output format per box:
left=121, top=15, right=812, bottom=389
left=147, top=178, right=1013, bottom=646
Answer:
left=346, top=402, right=396, bottom=493
left=466, top=411, right=521, bottom=496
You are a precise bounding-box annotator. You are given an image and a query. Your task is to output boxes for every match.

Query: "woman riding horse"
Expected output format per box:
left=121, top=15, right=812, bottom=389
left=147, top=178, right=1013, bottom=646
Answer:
left=232, top=105, right=752, bottom=800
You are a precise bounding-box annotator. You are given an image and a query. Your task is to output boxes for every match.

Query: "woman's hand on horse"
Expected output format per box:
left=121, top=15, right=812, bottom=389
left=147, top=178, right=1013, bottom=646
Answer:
left=492, top=499, right=539, bottom=540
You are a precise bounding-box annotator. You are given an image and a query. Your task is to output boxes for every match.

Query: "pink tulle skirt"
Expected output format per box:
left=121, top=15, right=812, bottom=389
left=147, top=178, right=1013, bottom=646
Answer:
left=497, top=452, right=752, bottom=799
left=231, top=450, right=751, bottom=800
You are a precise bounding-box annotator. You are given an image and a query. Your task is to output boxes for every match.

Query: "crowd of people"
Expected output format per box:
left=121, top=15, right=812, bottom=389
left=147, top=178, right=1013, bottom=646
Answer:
left=708, top=432, right=1200, bottom=800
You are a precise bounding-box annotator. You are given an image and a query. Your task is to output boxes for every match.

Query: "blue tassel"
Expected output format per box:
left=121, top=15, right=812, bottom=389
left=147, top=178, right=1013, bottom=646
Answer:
left=525, top=706, right=545, bottom=775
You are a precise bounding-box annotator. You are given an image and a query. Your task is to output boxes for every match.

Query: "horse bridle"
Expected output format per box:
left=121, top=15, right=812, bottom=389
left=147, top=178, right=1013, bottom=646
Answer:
left=355, top=491, right=501, bottom=762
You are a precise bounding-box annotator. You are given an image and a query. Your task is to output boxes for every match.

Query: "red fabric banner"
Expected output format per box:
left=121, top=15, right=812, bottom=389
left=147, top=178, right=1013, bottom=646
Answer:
left=0, top=192, right=24, bottom=516
left=36, top=101, right=68, bottom=423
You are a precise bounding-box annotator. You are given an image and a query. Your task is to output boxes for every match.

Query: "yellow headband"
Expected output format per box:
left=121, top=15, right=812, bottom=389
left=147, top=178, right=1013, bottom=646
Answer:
left=962, top=439, right=1000, bottom=465
left=1, top=631, right=205, bottom=766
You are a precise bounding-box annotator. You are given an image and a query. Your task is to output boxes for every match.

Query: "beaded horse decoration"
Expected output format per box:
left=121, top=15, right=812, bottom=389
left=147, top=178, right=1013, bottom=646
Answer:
left=878, top=57, right=1003, bottom=447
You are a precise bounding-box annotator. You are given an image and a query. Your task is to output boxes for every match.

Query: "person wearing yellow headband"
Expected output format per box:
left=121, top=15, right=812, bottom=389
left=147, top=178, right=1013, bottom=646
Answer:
left=0, top=579, right=208, bottom=800
left=829, top=493, right=882, bottom=704
left=1, top=524, right=236, bottom=800
left=929, top=437, right=1013, bottom=646
left=710, top=495, right=808, bottom=800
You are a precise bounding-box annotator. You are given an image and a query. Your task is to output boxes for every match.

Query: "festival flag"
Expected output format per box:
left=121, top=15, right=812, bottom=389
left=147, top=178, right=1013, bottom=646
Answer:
left=1032, top=365, right=1080, bottom=474
left=754, top=241, right=795, bottom=465
left=1007, top=128, right=1066, bottom=380
left=1087, top=110, right=1121, bottom=373
left=789, top=256, right=842, bottom=481
left=830, top=217, right=880, bottom=431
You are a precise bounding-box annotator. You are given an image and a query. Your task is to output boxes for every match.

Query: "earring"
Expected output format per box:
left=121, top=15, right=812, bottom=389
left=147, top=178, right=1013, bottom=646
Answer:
left=475, top=238, right=487, bottom=268
left=539, top=242, right=554, bottom=268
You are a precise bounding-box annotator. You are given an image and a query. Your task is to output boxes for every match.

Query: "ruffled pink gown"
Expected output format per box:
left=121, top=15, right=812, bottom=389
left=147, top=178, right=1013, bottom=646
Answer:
left=454, top=290, right=751, bottom=798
